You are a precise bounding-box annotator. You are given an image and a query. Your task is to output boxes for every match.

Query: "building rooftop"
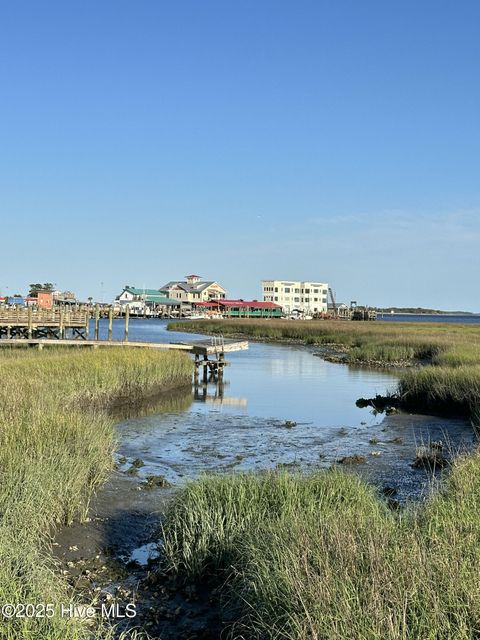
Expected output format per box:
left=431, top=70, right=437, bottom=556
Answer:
left=160, top=280, right=220, bottom=293
left=121, top=287, right=179, bottom=304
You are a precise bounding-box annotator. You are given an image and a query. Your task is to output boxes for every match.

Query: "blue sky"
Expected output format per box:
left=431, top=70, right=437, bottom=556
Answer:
left=1, top=1, right=479, bottom=309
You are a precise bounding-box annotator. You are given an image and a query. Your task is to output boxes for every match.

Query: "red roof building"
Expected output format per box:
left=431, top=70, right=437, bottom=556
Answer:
left=194, top=299, right=283, bottom=318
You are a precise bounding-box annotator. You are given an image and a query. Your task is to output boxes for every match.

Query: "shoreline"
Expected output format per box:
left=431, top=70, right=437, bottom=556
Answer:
left=167, top=320, right=480, bottom=418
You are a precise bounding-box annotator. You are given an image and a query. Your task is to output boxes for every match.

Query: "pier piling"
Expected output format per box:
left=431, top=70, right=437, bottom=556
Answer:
left=124, top=306, right=129, bottom=342
left=94, top=305, right=100, bottom=341
left=108, top=308, right=113, bottom=341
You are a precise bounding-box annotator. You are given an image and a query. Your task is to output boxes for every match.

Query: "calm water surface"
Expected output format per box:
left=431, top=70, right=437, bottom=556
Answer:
left=101, top=319, right=475, bottom=500
left=378, top=313, right=480, bottom=323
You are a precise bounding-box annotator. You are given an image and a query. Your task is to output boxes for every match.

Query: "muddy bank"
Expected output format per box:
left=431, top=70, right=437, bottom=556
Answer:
left=53, top=469, right=223, bottom=639
left=53, top=408, right=476, bottom=637
left=316, top=348, right=423, bottom=369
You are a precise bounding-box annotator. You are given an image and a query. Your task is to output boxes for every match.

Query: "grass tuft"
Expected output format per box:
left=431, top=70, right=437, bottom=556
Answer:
left=162, top=460, right=480, bottom=639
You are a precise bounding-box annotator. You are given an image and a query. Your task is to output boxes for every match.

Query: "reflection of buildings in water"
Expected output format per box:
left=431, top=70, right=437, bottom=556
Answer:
left=206, top=396, right=248, bottom=407
left=193, top=376, right=247, bottom=407
left=269, top=353, right=329, bottom=381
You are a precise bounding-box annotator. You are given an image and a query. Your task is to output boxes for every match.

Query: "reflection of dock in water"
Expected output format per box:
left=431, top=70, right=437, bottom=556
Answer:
left=206, top=396, right=248, bottom=407
left=193, top=377, right=247, bottom=407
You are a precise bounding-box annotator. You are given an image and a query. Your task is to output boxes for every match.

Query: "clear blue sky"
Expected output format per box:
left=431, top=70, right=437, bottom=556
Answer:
left=1, top=1, right=479, bottom=309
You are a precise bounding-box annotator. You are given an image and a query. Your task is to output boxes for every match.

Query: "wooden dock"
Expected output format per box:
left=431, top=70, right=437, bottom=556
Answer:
left=0, top=337, right=248, bottom=355
left=0, top=308, right=89, bottom=340
left=0, top=308, right=247, bottom=378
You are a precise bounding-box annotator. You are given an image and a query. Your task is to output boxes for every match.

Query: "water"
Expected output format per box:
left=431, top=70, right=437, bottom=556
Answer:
left=378, top=313, right=480, bottom=323
left=106, top=319, right=475, bottom=501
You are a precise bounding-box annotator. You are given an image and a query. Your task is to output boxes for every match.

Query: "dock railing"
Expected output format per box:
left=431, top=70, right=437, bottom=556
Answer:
left=210, top=335, right=225, bottom=354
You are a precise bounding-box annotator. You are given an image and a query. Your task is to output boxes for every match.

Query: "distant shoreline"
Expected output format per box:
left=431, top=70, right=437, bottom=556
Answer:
left=377, top=311, right=479, bottom=316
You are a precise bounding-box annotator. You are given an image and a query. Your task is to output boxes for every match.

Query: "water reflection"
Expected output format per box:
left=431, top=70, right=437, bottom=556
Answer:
left=110, top=385, right=193, bottom=420
left=193, top=375, right=247, bottom=407
left=112, top=320, right=475, bottom=501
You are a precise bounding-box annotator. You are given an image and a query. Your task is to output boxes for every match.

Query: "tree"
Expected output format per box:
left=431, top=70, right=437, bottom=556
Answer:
left=28, top=283, right=55, bottom=297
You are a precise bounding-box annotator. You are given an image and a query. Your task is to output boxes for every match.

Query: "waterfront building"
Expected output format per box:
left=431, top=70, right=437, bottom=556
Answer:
left=327, top=302, right=351, bottom=319
left=195, top=299, right=283, bottom=318
left=159, top=275, right=227, bottom=303
left=262, top=280, right=329, bottom=316
left=116, top=286, right=180, bottom=315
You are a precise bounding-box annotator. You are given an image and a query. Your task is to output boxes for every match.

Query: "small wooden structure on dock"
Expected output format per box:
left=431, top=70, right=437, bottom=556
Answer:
left=172, top=336, right=248, bottom=382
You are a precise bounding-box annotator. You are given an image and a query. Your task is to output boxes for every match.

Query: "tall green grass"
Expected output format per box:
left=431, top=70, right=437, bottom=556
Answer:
left=0, top=347, right=192, bottom=639
left=399, top=365, right=480, bottom=415
left=161, top=458, right=480, bottom=639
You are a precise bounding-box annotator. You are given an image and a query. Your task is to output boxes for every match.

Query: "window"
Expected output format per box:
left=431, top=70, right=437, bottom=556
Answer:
left=275, top=287, right=278, bottom=292
left=305, top=289, right=310, bottom=294
left=284, top=287, right=290, bottom=293
left=322, top=297, right=327, bottom=303
left=314, top=289, right=318, bottom=293
left=314, top=297, right=318, bottom=302
left=274, top=297, right=278, bottom=301
left=294, top=297, right=299, bottom=302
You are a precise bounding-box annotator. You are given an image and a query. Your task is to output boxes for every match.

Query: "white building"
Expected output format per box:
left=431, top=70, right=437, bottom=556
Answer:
left=262, top=280, right=329, bottom=316
left=115, top=286, right=180, bottom=315
left=159, top=275, right=226, bottom=303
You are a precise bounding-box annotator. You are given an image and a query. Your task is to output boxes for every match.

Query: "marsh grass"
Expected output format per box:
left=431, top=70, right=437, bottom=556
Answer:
left=169, top=319, right=480, bottom=364
left=0, top=347, right=192, bottom=639
left=399, top=366, right=480, bottom=415
left=162, top=458, right=480, bottom=639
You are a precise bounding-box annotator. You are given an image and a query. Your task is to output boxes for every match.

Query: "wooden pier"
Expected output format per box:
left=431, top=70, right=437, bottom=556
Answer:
left=0, top=308, right=248, bottom=377
left=0, top=308, right=89, bottom=340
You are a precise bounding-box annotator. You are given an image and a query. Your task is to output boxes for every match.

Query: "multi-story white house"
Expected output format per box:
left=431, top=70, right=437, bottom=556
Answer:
left=159, top=275, right=227, bottom=304
left=262, top=280, right=329, bottom=316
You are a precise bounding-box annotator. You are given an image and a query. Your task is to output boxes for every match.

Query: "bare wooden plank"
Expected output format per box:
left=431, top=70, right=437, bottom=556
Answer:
left=0, top=338, right=249, bottom=354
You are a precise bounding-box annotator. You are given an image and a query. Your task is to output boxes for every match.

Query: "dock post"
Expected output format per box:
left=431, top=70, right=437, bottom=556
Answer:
left=124, top=306, right=129, bottom=342
left=203, top=355, right=208, bottom=383
left=27, top=306, right=33, bottom=339
left=108, top=307, right=113, bottom=341
left=59, top=308, right=65, bottom=339
left=85, top=311, right=90, bottom=339
left=94, top=304, right=100, bottom=341
left=218, top=351, right=225, bottom=380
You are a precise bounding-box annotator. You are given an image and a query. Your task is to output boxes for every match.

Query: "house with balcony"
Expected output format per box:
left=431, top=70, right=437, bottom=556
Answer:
left=262, top=280, right=329, bottom=316
left=159, top=275, right=227, bottom=304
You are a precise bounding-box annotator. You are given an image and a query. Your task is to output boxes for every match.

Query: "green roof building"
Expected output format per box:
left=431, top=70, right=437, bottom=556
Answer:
left=117, top=287, right=179, bottom=306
